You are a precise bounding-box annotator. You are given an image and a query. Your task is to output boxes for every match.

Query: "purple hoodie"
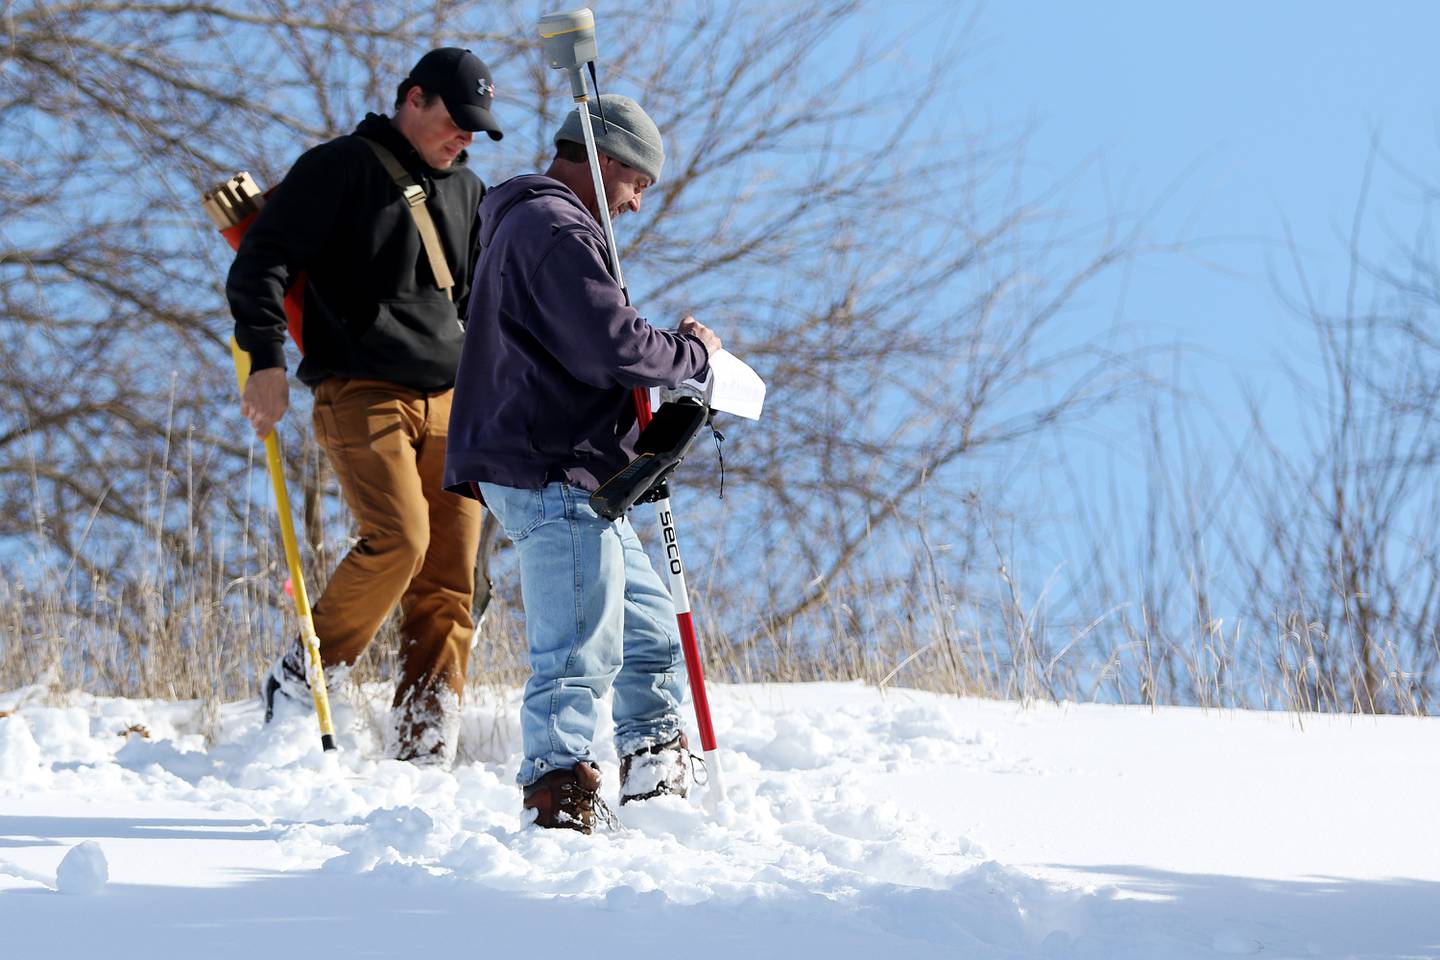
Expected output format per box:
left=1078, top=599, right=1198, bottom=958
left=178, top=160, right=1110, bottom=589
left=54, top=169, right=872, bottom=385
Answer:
left=444, top=175, right=710, bottom=495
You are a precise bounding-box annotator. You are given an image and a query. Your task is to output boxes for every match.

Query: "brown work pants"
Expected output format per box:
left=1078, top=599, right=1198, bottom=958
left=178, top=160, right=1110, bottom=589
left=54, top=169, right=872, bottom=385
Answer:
left=310, top=378, right=482, bottom=763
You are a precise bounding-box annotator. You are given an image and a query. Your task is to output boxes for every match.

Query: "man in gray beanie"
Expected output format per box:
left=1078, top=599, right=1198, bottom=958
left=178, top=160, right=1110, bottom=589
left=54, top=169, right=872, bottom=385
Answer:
left=445, top=94, right=722, bottom=832
left=552, top=93, right=666, bottom=187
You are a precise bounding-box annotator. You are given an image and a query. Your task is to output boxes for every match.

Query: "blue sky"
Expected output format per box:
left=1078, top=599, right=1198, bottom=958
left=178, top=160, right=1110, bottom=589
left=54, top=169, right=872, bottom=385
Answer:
left=849, top=2, right=1440, bottom=622
left=961, top=1, right=1438, bottom=400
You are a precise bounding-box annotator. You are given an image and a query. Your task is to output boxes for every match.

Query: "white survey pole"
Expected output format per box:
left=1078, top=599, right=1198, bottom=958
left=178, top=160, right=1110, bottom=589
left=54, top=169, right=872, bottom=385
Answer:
left=538, top=9, right=625, bottom=289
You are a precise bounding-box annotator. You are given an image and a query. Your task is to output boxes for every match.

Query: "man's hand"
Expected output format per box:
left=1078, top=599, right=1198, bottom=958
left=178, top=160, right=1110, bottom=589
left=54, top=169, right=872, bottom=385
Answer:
left=241, top=366, right=289, bottom=439
left=678, top=315, right=722, bottom=357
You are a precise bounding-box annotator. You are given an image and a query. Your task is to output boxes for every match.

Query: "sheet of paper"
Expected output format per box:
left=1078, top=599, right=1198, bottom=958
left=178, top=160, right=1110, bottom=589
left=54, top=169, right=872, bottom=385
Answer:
left=705, top=349, right=766, bottom=420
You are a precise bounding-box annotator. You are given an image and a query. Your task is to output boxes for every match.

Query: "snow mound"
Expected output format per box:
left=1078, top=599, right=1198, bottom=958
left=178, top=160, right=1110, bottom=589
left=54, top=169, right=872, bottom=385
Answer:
left=0, top=713, right=45, bottom=784
left=55, top=841, right=108, bottom=895
left=115, top=733, right=215, bottom=782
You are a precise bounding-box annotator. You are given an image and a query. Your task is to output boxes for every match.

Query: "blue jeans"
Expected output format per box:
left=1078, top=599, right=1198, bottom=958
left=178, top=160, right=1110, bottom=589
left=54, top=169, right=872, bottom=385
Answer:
left=479, top=482, right=686, bottom=785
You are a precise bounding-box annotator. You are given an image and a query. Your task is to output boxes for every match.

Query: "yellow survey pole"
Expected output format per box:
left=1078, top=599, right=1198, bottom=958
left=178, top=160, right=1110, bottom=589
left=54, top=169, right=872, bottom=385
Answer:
left=229, top=340, right=337, bottom=751
left=204, top=173, right=335, bottom=752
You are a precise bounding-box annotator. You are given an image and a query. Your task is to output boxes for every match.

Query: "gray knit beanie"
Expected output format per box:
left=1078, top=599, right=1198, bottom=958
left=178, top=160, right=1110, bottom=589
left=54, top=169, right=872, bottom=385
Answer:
left=554, top=94, right=665, bottom=184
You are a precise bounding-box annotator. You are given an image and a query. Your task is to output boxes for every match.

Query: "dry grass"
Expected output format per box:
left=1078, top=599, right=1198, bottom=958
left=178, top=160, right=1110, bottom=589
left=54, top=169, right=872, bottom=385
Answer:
left=2, top=449, right=1434, bottom=720
left=9, top=528, right=1434, bottom=721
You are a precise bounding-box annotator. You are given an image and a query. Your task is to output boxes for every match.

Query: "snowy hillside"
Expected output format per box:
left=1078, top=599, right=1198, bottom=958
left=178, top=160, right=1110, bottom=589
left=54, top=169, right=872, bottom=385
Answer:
left=1, top=682, right=1437, bottom=959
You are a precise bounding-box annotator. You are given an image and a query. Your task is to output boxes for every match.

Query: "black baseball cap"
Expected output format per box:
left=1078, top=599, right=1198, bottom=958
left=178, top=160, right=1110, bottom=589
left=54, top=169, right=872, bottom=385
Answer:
left=406, top=48, right=503, bottom=140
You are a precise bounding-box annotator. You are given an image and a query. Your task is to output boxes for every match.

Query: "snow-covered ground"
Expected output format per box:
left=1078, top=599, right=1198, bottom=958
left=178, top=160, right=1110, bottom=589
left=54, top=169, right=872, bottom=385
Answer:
left=1, top=681, right=1437, bottom=959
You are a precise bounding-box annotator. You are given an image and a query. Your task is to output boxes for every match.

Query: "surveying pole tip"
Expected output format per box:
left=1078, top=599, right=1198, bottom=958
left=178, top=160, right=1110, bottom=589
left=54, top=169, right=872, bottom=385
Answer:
left=201, top=172, right=264, bottom=229
left=200, top=198, right=233, bottom=230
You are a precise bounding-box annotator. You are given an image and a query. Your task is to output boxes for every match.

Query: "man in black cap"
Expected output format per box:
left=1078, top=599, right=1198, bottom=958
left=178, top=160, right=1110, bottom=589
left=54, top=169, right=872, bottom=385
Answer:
left=228, top=48, right=502, bottom=766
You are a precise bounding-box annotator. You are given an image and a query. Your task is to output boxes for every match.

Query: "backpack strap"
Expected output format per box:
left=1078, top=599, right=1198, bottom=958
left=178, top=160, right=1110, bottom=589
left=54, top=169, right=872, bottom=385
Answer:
left=360, top=137, right=455, bottom=301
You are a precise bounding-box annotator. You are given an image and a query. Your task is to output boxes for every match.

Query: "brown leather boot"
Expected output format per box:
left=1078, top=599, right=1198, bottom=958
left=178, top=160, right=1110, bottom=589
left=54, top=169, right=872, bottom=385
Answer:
left=619, top=732, right=690, bottom=804
left=523, top=762, right=606, bottom=834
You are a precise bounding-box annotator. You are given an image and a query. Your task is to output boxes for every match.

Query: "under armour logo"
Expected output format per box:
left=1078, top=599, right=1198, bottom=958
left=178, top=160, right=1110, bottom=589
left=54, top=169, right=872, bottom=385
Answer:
left=476, top=77, right=494, bottom=99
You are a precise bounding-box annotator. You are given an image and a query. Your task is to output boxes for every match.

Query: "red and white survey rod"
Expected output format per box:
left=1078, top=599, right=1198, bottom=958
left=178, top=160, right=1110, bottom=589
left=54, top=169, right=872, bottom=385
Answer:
left=630, top=388, right=724, bottom=800
left=540, top=7, right=726, bottom=804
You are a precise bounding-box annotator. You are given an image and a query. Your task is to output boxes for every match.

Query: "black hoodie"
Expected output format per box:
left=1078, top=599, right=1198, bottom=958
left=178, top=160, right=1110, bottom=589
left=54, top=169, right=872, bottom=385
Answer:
left=227, top=114, right=485, bottom=391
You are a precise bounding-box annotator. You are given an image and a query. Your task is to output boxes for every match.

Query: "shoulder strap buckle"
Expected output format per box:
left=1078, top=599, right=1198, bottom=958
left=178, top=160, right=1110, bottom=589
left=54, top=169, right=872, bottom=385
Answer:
left=359, top=137, right=455, bottom=301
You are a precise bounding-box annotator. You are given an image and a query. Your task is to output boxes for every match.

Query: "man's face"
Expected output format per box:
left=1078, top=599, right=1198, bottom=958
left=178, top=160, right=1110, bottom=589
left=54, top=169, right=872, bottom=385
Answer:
left=600, top=154, right=651, bottom=217
left=402, top=88, right=474, bottom=169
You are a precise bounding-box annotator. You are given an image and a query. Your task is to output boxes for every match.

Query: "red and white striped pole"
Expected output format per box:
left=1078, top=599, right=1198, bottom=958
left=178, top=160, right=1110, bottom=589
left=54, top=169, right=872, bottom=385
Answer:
left=541, top=8, right=726, bottom=806
left=631, top=388, right=725, bottom=804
